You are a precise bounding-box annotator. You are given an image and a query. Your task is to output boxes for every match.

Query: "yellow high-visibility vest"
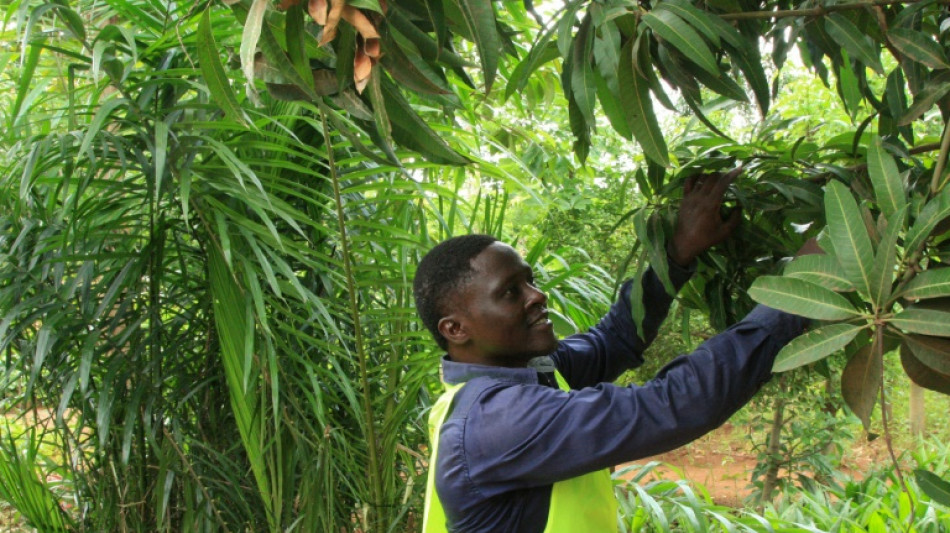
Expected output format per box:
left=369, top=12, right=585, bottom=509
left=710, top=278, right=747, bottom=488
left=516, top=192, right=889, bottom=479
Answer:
left=422, top=371, right=618, bottom=532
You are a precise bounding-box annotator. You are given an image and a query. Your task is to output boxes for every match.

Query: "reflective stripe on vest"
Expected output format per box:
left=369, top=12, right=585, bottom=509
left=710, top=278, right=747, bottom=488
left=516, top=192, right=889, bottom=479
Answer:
left=422, top=371, right=618, bottom=532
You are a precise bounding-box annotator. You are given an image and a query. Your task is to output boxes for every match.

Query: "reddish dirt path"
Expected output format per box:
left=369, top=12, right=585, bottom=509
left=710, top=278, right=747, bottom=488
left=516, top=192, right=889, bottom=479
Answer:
left=617, top=423, right=890, bottom=508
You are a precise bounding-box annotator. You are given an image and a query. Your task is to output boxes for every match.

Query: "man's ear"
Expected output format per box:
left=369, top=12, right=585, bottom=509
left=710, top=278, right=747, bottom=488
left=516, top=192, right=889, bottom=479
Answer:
left=438, top=315, right=469, bottom=346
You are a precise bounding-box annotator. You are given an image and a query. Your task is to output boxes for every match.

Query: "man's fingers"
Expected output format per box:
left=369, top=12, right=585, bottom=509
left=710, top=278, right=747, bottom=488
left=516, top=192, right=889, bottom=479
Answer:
left=712, top=167, right=742, bottom=197
left=684, top=175, right=697, bottom=195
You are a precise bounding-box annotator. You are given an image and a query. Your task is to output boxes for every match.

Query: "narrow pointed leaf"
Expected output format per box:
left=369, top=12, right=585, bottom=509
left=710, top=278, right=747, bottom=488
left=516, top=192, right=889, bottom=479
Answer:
left=902, top=334, right=950, bottom=374
left=866, top=137, right=905, bottom=219
left=783, top=254, right=853, bottom=292
left=196, top=12, right=249, bottom=127
left=899, top=71, right=950, bottom=126
left=825, top=14, right=884, bottom=74
left=380, top=77, right=469, bottom=165
left=825, top=180, right=875, bottom=297
left=656, top=1, right=720, bottom=46
left=240, top=0, right=269, bottom=104
left=595, top=69, right=631, bottom=139
left=888, top=28, right=950, bottom=70
left=899, top=268, right=950, bottom=301
left=869, top=206, right=906, bottom=308
left=915, top=470, right=950, bottom=506
left=451, top=0, right=499, bottom=91
left=773, top=323, right=865, bottom=372
left=906, top=185, right=950, bottom=254
left=619, top=39, right=669, bottom=166
left=890, top=307, right=950, bottom=337
left=901, top=343, right=950, bottom=394
left=505, top=34, right=558, bottom=99
left=749, top=276, right=861, bottom=320
left=571, top=15, right=596, bottom=124
left=643, top=10, right=719, bottom=76
left=725, top=42, right=769, bottom=116
left=841, top=336, right=882, bottom=430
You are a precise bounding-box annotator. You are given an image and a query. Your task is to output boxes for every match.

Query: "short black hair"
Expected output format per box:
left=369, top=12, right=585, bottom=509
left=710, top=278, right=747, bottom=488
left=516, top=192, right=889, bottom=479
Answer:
left=414, top=234, right=498, bottom=350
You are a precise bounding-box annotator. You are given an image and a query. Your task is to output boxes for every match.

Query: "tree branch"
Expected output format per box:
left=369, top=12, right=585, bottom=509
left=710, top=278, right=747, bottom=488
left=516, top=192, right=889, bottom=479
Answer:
left=718, top=0, right=944, bottom=21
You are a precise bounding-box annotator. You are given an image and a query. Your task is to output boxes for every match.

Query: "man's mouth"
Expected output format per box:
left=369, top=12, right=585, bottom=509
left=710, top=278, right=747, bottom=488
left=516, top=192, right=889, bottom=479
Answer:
left=529, top=310, right=552, bottom=327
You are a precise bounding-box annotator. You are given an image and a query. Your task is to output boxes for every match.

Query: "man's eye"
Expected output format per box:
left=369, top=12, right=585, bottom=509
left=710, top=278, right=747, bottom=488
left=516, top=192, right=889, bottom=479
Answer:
left=505, top=286, right=520, bottom=297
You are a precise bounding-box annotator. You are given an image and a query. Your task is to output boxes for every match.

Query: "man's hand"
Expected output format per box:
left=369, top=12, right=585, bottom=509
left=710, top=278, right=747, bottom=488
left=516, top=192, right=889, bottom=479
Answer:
left=668, top=167, right=742, bottom=267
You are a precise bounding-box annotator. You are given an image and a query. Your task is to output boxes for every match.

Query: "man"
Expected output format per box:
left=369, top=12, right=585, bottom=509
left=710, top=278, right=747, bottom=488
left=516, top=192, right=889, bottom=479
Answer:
left=415, top=171, right=815, bottom=532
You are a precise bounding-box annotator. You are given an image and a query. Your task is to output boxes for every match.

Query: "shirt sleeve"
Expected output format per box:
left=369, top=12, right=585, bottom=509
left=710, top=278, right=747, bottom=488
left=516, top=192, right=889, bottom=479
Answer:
left=461, top=306, right=809, bottom=495
left=551, top=258, right=693, bottom=389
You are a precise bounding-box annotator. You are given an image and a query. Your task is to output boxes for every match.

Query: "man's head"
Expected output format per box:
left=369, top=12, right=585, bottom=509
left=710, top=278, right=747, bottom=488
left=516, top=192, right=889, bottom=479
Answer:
left=414, top=235, right=557, bottom=366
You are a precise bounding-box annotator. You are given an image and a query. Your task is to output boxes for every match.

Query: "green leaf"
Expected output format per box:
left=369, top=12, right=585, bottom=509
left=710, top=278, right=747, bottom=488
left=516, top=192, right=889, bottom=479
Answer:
left=901, top=344, right=950, bottom=394
left=451, top=0, right=500, bottom=91
left=684, top=61, right=748, bottom=102
left=380, top=76, right=470, bottom=165
left=890, top=307, right=950, bottom=337
left=642, top=10, right=719, bottom=76
left=899, top=71, right=950, bottom=126
left=240, top=0, right=269, bottom=105
left=773, top=323, right=866, bottom=372
left=724, top=42, right=770, bottom=116
left=783, top=254, right=853, bottom=292
left=825, top=180, right=876, bottom=297
left=841, top=337, right=882, bottom=430
left=899, top=268, right=950, bottom=301
left=901, top=334, right=950, bottom=374
left=594, top=68, right=631, bottom=140
left=655, top=1, right=720, bottom=46
left=888, top=28, right=950, bottom=70
left=506, top=38, right=559, bottom=100
left=915, top=470, right=950, bottom=507
left=749, top=276, right=862, bottom=320
left=824, top=14, right=884, bottom=74
left=198, top=8, right=250, bottom=127
left=866, top=137, right=906, bottom=219
left=570, top=15, right=596, bottom=124
left=869, top=206, right=906, bottom=308
left=905, top=186, right=950, bottom=254
left=619, top=37, right=669, bottom=167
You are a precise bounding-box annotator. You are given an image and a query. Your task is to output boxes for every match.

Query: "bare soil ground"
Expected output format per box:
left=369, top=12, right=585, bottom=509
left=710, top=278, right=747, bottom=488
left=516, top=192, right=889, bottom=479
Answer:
left=619, top=422, right=894, bottom=508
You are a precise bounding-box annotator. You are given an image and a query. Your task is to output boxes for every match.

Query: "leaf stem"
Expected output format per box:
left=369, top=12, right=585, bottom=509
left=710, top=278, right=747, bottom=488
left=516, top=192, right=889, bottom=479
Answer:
left=932, top=118, right=950, bottom=194
left=319, top=107, right=383, bottom=527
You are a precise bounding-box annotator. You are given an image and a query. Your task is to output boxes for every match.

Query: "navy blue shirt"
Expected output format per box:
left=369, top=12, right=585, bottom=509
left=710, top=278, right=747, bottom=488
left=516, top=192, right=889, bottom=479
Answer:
left=434, top=263, right=809, bottom=532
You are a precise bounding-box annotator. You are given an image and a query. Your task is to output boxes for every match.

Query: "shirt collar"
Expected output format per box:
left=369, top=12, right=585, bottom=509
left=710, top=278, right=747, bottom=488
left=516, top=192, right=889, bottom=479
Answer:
left=441, top=355, right=553, bottom=386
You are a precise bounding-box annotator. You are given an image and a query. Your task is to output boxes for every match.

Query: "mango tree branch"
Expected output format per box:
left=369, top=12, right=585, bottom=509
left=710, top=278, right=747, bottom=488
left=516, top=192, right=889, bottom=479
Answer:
left=718, top=0, right=946, bottom=21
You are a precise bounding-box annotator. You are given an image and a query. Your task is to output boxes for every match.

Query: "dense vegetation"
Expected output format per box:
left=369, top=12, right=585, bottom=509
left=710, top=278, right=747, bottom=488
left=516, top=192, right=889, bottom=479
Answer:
left=1, top=0, right=949, bottom=531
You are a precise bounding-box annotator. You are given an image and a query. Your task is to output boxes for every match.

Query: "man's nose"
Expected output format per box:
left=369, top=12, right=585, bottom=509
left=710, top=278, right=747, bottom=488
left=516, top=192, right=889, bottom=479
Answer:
left=525, top=284, right=547, bottom=307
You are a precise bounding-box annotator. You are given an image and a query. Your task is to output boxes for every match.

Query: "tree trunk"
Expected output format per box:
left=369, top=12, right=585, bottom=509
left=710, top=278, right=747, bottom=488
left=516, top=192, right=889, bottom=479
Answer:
left=909, top=382, right=926, bottom=437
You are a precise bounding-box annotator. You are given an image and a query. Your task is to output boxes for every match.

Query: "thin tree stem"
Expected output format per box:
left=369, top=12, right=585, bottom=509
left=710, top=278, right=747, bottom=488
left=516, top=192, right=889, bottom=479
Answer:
left=318, top=107, right=383, bottom=527
left=932, top=118, right=950, bottom=194
left=718, top=0, right=941, bottom=21
left=878, top=341, right=915, bottom=532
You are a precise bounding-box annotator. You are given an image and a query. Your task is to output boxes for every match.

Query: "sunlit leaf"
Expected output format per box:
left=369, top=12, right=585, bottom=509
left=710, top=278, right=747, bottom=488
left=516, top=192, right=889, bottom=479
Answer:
left=890, top=307, right=950, bottom=337
left=643, top=10, right=719, bottom=76
left=899, top=71, right=950, bottom=126
left=240, top=0, right=269, bottom=105
left=783, top=254, right=852, bottom=292
left=749, top=276, right=862, bottom=320
left=619, top=37, right=669, bottom=167
left=899, top=268, right=950, bottom=301
left=450, top=0, right=500, bottom=91
left=888, top=28, right=950, bottom=70
left=824, top=14, right=884, bottom=74
left=773, top=323, right=866, bottom=372
left=198, top=8, right=250, bottom=127
left=825, top=180, right=875, bottom=298
left=866, top=137, right=906, bottom=219
left=570, top=15, right=596, bottom=124
left=869, top=206, right=905, bottom=308
left=905, top=185, right=950, bottom=254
